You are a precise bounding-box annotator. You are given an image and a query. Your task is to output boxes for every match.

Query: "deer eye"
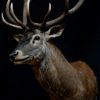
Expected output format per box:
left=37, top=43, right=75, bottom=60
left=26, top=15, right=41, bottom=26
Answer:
left=32, top=36, right=40, bottom=44
left=34, top=36, right=40, bottom=40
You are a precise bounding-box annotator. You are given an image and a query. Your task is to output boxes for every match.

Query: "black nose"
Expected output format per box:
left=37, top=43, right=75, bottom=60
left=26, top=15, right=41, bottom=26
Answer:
left=9, top=51, right=18, bottom=61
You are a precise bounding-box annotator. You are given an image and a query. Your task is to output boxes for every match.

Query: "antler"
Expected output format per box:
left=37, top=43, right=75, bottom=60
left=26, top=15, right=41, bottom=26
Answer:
left=27, top=0, right=84, bottom=27
left=1, top=0, right=28, bottom=29
left=45, top=0, right=84, bottom=27
left=1, top=0, right=84, bottom=29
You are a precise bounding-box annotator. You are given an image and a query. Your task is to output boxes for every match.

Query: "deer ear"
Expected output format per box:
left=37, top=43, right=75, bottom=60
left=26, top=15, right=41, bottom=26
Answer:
left=13, top=34, right=24, bottom=42
left=46, top=25, right=64, bottom=40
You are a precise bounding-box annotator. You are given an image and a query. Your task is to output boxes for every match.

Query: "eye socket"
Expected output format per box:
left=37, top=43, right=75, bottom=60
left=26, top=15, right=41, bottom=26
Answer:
left=32, top=36, right=40, bottom=44
left=34, top=36, right=40, bottom=40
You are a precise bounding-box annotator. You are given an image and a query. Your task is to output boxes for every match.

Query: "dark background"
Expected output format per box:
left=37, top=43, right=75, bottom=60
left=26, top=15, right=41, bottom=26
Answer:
left=0, top=0, right=100, bottom=100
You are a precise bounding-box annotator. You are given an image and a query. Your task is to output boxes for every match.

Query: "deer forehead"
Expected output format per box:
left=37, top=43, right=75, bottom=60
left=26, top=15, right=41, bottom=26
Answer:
left=22, top=29, right=44, bottom=40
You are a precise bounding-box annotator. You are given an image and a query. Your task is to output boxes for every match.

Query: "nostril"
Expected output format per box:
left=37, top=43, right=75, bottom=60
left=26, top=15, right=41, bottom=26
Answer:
left=9, top=51, right=18, bottom=61
left=14, top=51, right=18, bottom=56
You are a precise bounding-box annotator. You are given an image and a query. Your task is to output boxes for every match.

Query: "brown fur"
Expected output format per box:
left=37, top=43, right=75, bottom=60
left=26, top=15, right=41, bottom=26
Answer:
left=31, top=43, right=97, bottom=100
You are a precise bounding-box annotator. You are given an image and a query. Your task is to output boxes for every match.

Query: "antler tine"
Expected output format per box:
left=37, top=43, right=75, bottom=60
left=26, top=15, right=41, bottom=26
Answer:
left=10, top=2, right=28, bottom=29
left=27, top=0, right=41, bottom=27
left=5, top=0, right=17, bottom=24
left=45, top=0, right=84, bottom=27
left=1, top=13, right=22, bottom=29
left=42, top=3, right=52, bottom=27
left=45, top=0, right=69, bottom=27
left=1, top=0, right=27, bottom=29
left=68, top=0, right=84, bottom=14
left=23, top=0, right=28, bottom=25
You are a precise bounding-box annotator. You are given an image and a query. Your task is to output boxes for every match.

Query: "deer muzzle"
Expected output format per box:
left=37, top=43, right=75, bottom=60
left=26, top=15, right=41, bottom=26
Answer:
left=9, top=50, right=30, bottom=64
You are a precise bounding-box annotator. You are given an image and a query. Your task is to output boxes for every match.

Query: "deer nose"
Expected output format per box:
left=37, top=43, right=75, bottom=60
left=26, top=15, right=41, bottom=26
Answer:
left=9, top=51, right=19, bottom=61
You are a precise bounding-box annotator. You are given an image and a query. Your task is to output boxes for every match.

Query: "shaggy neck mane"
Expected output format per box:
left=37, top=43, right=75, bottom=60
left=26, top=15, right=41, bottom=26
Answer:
left=32, top=42, right=83, bottom=98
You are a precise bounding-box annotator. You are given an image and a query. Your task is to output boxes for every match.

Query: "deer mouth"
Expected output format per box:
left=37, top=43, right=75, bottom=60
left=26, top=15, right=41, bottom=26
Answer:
left=15, top=57, right=29, bottom=61
left=13, top=56, right=30, bottom=64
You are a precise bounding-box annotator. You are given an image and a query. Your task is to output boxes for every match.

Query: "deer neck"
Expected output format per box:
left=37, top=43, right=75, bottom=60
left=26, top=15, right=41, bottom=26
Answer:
left=32, top=42, right=82, bottom=96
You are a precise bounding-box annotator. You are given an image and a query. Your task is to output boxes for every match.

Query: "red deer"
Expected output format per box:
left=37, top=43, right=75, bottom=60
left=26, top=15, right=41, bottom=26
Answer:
left=1, top=0, right=97, bottom=99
